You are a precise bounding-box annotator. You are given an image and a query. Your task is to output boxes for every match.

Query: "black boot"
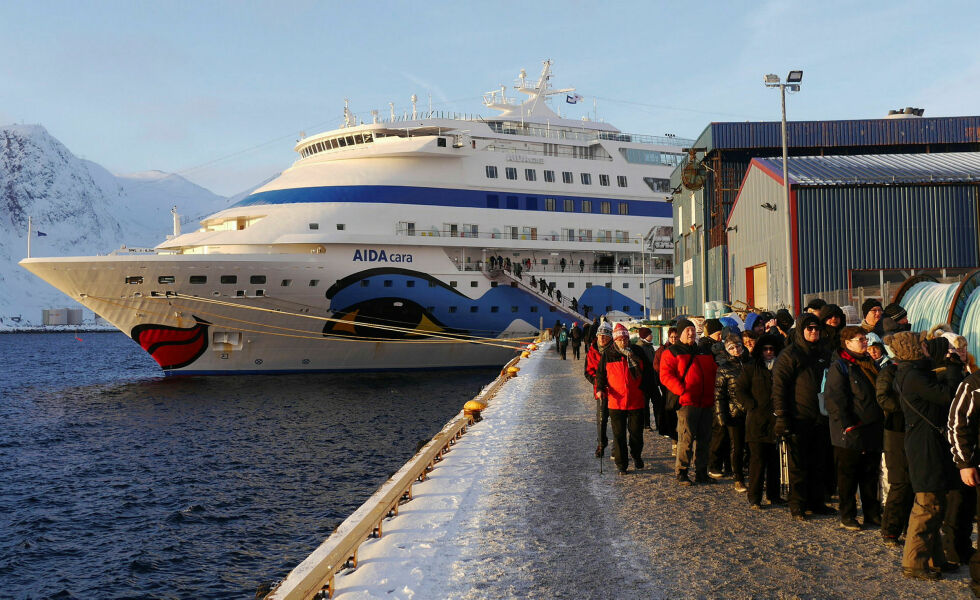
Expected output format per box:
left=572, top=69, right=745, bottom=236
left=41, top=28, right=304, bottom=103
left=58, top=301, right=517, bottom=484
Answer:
left=677, top=469, right=692, bottom=486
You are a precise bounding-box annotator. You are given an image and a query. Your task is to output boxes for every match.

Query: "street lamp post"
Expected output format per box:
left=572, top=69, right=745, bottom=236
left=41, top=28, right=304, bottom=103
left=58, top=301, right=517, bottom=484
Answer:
left=764, top=70, right=802, bottom=315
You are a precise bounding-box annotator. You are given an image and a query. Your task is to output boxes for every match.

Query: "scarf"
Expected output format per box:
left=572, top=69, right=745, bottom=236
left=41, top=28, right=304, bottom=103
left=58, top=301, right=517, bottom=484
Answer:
left=615, top=342, right=641, bottom=378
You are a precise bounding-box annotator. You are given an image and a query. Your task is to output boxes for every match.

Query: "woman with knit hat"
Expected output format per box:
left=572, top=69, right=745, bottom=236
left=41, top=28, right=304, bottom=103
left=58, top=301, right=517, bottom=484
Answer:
left=595, top=322, right=654, bottom=474
left=891, top=331, right=965, bottom=580
left=824, top=326, right=884, bottom=531
left=585, top=321, right=614, bottom=457
left=661, top=317, right=719, bottom=485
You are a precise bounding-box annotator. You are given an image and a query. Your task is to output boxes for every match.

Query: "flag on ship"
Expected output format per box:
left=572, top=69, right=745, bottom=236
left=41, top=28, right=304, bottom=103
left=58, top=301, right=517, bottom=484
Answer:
left=566, top=94, right=583, bottom=104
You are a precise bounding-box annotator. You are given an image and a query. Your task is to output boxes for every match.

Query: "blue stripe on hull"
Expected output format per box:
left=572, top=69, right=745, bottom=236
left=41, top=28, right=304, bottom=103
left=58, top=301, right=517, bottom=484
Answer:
left=233, top=184, right=672, bottom=218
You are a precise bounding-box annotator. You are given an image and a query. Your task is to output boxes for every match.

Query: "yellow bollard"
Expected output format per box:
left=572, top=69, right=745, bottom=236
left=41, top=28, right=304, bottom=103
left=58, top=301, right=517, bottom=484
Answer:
left=464, top=400, right=487, bottom=422
left=507, top=366, right=520, bottom=377
left=521, top=351, right=530, bottom=358
left=528, top=344, right=538, bottom=351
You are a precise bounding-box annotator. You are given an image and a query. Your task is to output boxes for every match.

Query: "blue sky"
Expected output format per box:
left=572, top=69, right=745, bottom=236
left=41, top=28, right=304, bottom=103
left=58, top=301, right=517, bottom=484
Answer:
left=1, top=0, right=977, bottom=196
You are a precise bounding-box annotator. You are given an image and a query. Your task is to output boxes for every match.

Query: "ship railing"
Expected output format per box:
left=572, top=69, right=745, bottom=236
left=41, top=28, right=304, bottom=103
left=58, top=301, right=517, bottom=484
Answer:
left=486, top=122, right=694, bottom=148
left=263, top=354, right=525, bottom=600
left=453, top=261, right=672, bottom=277
left=482, top=144, right=613, bottom=161
left=396, top=228, right=647, bottom=245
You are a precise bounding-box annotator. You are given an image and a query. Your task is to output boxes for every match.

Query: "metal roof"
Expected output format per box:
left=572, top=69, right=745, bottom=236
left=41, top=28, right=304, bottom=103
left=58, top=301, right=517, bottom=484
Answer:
left=753, top=152, right=980, bottom=186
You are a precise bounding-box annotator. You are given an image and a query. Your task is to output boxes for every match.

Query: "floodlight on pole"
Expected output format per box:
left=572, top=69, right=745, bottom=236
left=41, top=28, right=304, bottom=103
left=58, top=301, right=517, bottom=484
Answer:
left=764, top=69, right=803, bottom=315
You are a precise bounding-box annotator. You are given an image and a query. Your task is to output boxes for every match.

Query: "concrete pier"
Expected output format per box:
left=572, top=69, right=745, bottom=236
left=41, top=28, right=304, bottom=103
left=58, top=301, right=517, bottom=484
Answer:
left=308, top=348, right=973, bottom=599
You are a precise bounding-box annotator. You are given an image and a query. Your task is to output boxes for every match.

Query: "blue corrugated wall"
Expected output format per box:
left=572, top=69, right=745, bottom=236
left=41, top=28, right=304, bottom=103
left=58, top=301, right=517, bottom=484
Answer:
left=711, top=116, right=980, bottom=150
left=795, top=185, right=980, bottom=294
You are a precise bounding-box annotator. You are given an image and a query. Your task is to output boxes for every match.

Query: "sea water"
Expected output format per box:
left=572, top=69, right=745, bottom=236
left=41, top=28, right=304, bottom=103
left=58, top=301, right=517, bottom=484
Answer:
left=0, top=332, right=497, bottom=599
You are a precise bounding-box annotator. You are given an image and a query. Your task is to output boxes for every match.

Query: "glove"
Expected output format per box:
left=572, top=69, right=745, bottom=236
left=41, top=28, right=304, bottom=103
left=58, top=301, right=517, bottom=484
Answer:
left=774, top=417, right=791, bottom=438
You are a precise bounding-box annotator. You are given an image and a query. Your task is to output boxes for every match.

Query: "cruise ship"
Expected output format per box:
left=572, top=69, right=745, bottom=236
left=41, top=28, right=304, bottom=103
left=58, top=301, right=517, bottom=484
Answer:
left=21, top=61, right=690, bottom=374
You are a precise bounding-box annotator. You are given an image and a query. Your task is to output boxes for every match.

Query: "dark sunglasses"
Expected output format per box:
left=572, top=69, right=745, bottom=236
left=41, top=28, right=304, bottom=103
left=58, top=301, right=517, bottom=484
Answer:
left=762, top=345, right=776, bottom=352
left=805, top=325, right=821, bottom=332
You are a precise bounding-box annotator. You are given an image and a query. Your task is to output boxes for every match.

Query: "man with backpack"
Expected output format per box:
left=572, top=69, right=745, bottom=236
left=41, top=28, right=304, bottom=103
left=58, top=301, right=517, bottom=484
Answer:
left=557, top=324, right=569, bottom=360
left=569, top=322, right=583, bottom=360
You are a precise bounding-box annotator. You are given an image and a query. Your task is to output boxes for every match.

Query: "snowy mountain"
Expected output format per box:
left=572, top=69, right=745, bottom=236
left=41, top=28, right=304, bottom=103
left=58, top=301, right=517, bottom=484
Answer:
left=0, top=124, right=231, bottom=327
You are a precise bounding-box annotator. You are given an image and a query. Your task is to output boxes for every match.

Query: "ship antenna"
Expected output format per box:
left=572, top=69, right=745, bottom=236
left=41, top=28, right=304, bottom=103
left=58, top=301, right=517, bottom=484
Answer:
left=371, top=109, right=379, bottom=124
left=343, top=98, right=352, bottom=128
left=389, top=102, right=395, bottom=123
left=428, top=92, right=432, bottom=117
left=411, top=94, right=418, bottom=119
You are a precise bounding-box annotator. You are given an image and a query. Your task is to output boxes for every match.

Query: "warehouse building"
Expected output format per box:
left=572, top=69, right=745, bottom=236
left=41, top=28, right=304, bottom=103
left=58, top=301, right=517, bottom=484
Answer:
left=726, top=152, right=980, bottom=314
left=669, top=113, right=980, bottom=315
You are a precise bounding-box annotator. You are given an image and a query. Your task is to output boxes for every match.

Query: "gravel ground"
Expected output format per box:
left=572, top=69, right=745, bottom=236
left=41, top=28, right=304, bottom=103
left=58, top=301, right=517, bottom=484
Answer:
left=451, top=349, right=974, bottom=599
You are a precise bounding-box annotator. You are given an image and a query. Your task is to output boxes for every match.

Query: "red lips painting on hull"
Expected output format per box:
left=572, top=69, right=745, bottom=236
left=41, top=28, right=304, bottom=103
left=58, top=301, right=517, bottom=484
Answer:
left=131, top=317, right=210, bottom=370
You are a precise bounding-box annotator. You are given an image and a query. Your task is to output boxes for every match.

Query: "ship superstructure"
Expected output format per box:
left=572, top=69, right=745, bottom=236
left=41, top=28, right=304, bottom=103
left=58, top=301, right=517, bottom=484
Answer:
left=22, top=61, right=691, bottom=373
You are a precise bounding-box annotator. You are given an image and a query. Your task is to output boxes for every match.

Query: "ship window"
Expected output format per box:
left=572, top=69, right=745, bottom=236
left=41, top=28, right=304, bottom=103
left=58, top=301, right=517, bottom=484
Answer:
left=346, top=136, right=355, bottom=145
left=190, top=275, right=207, bottom=284
left=125, top=276, right=144, bottom=285
left=544, top=170, right=555, bottom=183
left=486, top=194, right=499, bottom=208
left=384, top=280, right=393, bottom=287
left=337, top=224, right=345, bottom=230
left=330, top=139, right=339, bottom=149
left=406, top=280, right=415, bottom=287
left=623, top=305, right=630, bottom=312
left=491, top=306, right=499, bottom=313
left=429, top=281, right=437, bottom=287
left=438, top=137, right=447, bottom=147
left=354, top=134, right=364, bottom=144
left=530, top=306, right=538, bottom=313
left=563, top=199, right=574, bottom=212
left=470, top=281, right=478, bottom=287
left=599, top=174, right=610, bottom=186
left=568, top=282, right=575, bottom=288
left=250, top=275, right=266, bottom=284
left=309, top=223, right=319, bottom=230
left=643, top=177, right=671, bottom=192
left=486, top=165, right=498, bottom=178
left=606, top=305, right=613, bottom=312
left=601, top=201, right=611, bottom=214
left=338, top=137, right=347, bottom=147
left=619, top=202, right=629, bottom=215
left=525, top=197, right=538, bottom=210
left=541, top=259, right=549, bottom=265
left=525, top=168, right=537, bottom=181
left=562, top=171, right=573, bottom=184
left=582, top=200, right=592, bottom=213
left=450, top=281, right=457, bottom=287
left=490, top=281, right=498, bottom=287
left=361, top=280, right=370, bottom=287
left=511, top=306, right=519, bottom=313
left=605, top=282, right=612, bottom=288
left=545, top=198, right=556, bottom=211
left=579, top=228, right=592, bottom=241
left=549, top=307, right=556, bottom=312
left=256, top=289, right=265, bottom=296
left=505, top=167, right=517, bottom=180
left=617, top=175, right=628, bottom=187
left=470, top=306, right=478, bottom=313
left=448, top=306, right=457, bottom=313
left=236, top=290, right=245, bottom=297
left=623, top=283, right=630, bottom=289
left=507, top=196, right=518, bottom=209
left=580, top=173, right=592, bottom=185
left=281, top=279, right=291, bottom=286
left=586, top=282, right=593, bottom=288
left=158, top=275, right=175, bottom=284
left=220, top=275, right=237, bottom=284
left=309, top=279, right=319, bottom=286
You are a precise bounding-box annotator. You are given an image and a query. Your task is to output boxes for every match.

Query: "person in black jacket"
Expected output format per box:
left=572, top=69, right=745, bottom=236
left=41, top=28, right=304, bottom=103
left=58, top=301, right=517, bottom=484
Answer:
left=819, top=303, right=846, bottom=353
left=714, top=333, right=751, bottom=492
left=569, top=322, right=583, bottom=360
left=948, top=369, right=980, bottom=598
left=877, top=340, right=913, bottom=547
left=890, top=331, right=964, bottom=581
left=737, top=333, right=786, bottom=508
left=772, top=313, right=833, bottom=520
left=824, top=326, right=884, bottom=531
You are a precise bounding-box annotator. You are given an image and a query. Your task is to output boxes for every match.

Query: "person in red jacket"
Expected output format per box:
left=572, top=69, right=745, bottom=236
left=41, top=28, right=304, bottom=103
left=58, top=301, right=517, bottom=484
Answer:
left=661, top=317, right=719, bottom=485
left=585, top=321, right=614, bottom=457
left=595, top=322, right=654, bottom=474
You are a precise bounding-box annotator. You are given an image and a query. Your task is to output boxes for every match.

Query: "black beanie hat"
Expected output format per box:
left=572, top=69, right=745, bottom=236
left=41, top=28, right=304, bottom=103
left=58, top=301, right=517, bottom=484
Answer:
left=704, top=318, right=723, bottom=336
left=775, top=309, right=795, bottom=332
left=675, top=318, right=695, bottom=335
left=862, top=298, right=883, bottom=318
left=818, top=303, right=846, bottom=325
left=884, top=302, right=907, bottom=322
left=806, top=298, right=827, bottom=312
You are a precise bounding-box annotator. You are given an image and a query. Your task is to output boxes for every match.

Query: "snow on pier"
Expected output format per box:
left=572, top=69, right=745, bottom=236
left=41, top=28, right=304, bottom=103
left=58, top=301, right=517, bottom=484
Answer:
left=281, top=347, right=973, bottom=599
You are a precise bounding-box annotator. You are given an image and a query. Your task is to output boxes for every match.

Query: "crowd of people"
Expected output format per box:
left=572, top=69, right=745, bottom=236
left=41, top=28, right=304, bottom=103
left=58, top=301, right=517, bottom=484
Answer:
left=568, top=298, right=980, bottom=593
